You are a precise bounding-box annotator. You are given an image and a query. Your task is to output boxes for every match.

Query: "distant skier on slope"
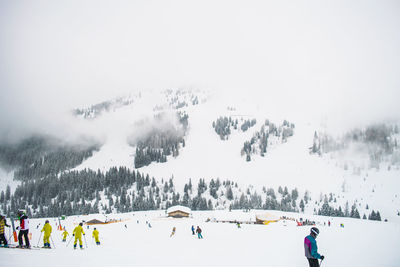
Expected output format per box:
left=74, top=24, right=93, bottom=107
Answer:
left=62, top=228, right=69, bottom=242
left=16, top=210, right=30, bottom=248
left=0, top=215, right=10, bottom=247
left=92, top=228, right=100, bottom=245
left=191, top=225, right=195, bottom=235
left=196, top=226, right=203, bottom=239
left=73, top=223, right=85, bottom=249
left=170, top=227, right=176, bottom=237
left=41, top=220, right=52, bottom=248
left=304, top=227, right=325, bottom=267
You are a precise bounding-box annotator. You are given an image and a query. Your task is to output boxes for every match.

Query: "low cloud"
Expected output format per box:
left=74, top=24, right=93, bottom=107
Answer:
left=0, top=0, right=399, bottom=143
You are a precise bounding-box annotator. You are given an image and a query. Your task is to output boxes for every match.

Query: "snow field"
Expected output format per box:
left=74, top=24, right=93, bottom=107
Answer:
left=1, top=210, right=400, bottom=267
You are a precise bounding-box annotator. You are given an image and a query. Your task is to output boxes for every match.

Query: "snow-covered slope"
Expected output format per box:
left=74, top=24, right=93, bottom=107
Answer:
left=1, top=210, right=399, bottom=267
left=66, top=89, right=400, bottom=222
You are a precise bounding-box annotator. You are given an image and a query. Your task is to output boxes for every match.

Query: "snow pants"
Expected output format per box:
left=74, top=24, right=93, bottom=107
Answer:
left=43, top=235, right=50, bottom=246
left=0, top=233, right=7, bottom=245
left=197, top=233, right=203, bottom=239
left=18, top=230, right=30, bottom=247
left=94, top=236, right=100, bottom=243
left=74, top=236, right=83, bottom=246
left=307, top=258, right=320, bottom=267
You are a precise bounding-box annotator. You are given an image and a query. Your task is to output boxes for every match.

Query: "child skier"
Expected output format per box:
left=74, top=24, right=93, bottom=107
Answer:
left=16, top=210, right=30, bottom=248
left=191, top=225, right=195, bottom=235
left=196, top=226, right=203, bottom=239
left=0, top=215, right=10, bottom=247
left=41, top=220, right=52, bottom=248
left=304, top=227, right=325, bottom=267
left=72, top=223, right=85, bottom=249
left=62, top=228, right=69, bottom=242
left=170, top=227, right=176, bottom=237
left=92, top=228, right=100, bottom=245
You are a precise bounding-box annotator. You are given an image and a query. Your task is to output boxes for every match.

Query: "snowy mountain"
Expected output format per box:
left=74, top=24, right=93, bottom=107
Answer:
left=0, top=89, right=399, bottom=223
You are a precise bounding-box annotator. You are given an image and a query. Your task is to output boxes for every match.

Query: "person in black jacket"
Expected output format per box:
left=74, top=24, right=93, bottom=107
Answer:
left=0, top=215, right=10, bottom=247
left=16, top=210, right=30, bottom=248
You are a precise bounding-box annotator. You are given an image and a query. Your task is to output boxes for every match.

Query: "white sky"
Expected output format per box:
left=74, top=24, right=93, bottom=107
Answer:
left=0, top=0, right=399, bottom=141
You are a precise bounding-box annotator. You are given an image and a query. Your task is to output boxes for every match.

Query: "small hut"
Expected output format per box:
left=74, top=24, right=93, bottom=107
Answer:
left=167, top=205, right=191, bottom=218
left=255, top=213, right=280, bottom=225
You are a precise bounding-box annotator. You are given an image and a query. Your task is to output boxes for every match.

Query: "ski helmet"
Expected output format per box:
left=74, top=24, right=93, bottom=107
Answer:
left=311, top=227, right=319, bottom=236
left=45, top=220, right=49, bottom=223
left=79, top=222, right=83, bottom=226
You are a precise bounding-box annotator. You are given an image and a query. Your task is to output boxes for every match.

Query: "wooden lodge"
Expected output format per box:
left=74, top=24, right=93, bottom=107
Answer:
left=167, top=205, right=191, bottom=218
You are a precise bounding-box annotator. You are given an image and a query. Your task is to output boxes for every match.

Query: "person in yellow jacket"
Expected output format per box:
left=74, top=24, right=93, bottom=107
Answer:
left=73, top=222, right=85, bottom=249
left=41, top=220, right=52, bottom=248
left=92, top=228, right=100, bottom=245
left=62, top=228, right=69, bottom=242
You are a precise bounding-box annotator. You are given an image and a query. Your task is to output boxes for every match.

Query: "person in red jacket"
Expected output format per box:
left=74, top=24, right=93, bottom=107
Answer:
left=16, top=210, right=30, bottom=248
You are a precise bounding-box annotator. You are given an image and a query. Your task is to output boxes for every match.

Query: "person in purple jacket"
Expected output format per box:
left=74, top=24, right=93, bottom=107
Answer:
left=304, top=227, right=325, bottom=267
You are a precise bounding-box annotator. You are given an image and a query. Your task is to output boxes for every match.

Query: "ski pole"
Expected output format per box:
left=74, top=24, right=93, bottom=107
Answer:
left=320, top=258, right=324, bottom=266
left=36, top=232, right=43, bottom=247
left=50, top=236, right=56, bottom=249
left=66, top=236, right=73, bottom=247
left=83, top=234, right=88, bottom=248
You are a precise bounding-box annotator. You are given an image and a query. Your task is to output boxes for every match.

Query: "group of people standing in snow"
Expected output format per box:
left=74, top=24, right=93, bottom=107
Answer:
left=0, top=210, right=101, bottom=249
left=171, top=225, right=203, bottom=239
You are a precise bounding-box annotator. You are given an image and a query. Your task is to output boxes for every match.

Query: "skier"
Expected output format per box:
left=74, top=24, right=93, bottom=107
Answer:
left=237, top=222, right=241, bottom=229
left=92, top=228, right=100, bottom=245
left=191, top=225, right=195, bottom=235
left=196, top=226, right=203, bottom=239
left=170, top=227, right=176, bottom=237
left=0, top=215, right=10, bottom=247
left=41, top=220, right=52, bottom=248
left=72, top=222, right=85, bottom=249
left=16, top=210, right=30, bottom=248
left=304, top=227, right=325, bottom=267
left=62, top=228, right=69, bottom=242
left=328, top=220, right=331, bottom=227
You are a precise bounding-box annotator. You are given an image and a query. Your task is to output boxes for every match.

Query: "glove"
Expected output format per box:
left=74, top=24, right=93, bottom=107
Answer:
left=73, top=234, right=75, bottom=236
left=83, top=234, right=85, bottom=236
left=320, top=255, right=325, bottom=260
left=16, top=226, right=20, bottom=230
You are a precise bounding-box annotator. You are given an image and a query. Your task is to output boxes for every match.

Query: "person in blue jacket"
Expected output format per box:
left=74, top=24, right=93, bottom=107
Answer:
left=304, top=227, right=325, bottom=267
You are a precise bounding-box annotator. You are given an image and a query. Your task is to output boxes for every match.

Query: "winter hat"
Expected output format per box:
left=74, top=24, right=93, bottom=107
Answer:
left=79, top=223, right=83, bottom=226
left=45, top=220, right=49, bottom=223
left=311, top=227, right=319, bottom=236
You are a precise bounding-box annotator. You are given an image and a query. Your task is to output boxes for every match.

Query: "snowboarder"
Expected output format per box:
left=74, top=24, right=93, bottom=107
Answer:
left=304, top=227, right=325, bottom=267
left=92, top=228, right=100, bottom=245
left=0, top=215, right=10, bottom=247
left=16, top=210, right=30, bottom=248
left=191, top=225, right=195, bottom=235
left=72, top=223, right=85, bottom=249
left=196, top=226, right=203, bottom=239
left=62, top=228, right=69, bottom=242
left=41, top=220, right=52, bottom=248
left=170, top=227, right=176, bottom=237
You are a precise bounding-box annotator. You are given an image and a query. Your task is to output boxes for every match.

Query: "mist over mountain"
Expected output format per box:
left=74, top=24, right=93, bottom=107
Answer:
left=0, top=0, right=399, bottom=227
